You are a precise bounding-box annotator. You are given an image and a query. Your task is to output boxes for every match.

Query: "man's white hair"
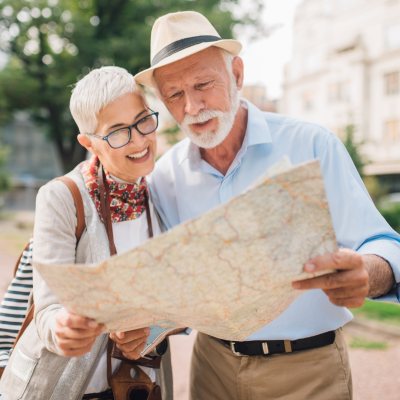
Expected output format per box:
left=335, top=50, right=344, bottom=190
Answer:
left=70, top=66, right=148, bottom=135
left=218, top=47, right=235, bottom=77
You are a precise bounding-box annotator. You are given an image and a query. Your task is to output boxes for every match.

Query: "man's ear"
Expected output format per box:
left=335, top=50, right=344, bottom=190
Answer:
left=78, top=134, right=99, bottom=156
left=232, top=56, right=244, bottom=91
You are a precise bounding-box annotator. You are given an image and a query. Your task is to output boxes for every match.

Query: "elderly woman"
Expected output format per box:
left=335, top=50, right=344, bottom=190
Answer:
left=0, top=67, right=172, bottom=399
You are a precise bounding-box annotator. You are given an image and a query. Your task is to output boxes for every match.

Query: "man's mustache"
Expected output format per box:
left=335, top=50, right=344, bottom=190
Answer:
left=182, top=109, right=224, bottom=125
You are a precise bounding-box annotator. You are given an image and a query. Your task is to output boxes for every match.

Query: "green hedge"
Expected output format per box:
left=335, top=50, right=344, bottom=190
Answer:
left=351, top=299, right=400, bottom=325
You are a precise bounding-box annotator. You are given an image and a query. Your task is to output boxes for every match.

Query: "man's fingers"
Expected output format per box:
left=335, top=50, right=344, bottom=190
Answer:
left=324, top=285, right=369, bottom=300
left=328, top=296, right=366, bottom=309
left=293, top=268, right=368, bottom=291
left=110, top=328, right=150, bottom=344
left=121, top=340, right=147, bottom=361
left=305, top=249, right=363, bottom=273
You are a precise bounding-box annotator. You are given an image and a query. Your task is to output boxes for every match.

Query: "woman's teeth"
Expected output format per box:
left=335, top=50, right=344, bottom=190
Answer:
left=127, top=148, right=148, bottom=159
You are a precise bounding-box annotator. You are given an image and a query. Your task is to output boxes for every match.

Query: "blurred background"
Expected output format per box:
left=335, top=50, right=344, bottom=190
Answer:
left=0, top=0, right=399, bottom=399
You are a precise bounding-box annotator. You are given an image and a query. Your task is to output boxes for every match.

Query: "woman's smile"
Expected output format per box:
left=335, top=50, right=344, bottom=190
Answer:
left=126, top=146, right=151, bottom=164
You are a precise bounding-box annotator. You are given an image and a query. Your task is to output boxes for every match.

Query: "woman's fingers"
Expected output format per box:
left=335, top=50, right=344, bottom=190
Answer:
left=56, top=308, right=101, bottom=330
left=60, top=343, right=95, bottom=358
left=121, top=340, right=147, bottom=360
left=56, top=336, right=96, bottom=351
left=116, top=337, right=149, bottom=354
left=55, top=325, right=106, bottom=340
left=110, top=327, right=150, bottom=344
left=55, top=309, right=107, bottom=356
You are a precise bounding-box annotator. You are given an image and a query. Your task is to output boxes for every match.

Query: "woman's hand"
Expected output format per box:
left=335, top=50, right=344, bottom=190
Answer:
left=55, top=308, right=106, bottom=357
left=110, top=328, right=150, bottom=360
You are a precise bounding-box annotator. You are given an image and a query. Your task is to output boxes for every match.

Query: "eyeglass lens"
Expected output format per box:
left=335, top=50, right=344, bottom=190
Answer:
left=108, top=128, right=131, bottom=148
left=136, top=114, right=158, bottom=135
left=107, top=114, right=158, bottom=148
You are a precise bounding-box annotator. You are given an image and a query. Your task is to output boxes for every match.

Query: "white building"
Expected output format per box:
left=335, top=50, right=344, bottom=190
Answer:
left=282, top=0, right=400, bottom=176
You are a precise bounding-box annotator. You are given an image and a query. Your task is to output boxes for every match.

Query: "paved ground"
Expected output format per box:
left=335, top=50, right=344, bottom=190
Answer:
left=0, top=212, right=33, bottom=299
left=1, top=213, right=400, bottom=399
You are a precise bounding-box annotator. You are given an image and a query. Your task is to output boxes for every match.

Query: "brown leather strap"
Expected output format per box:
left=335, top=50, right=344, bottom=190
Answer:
left=145, top=191, right=153, bottom=239
left=107, top=336, right=113, bottom=386
left=55, top=176, right=86, bottom=242
left=12, top=304, right=35, bottom=350
left=98, top=163, right=117, bottom=256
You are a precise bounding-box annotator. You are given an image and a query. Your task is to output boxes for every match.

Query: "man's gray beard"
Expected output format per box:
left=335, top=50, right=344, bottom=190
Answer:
left=179, top=82, right=240, bottom=149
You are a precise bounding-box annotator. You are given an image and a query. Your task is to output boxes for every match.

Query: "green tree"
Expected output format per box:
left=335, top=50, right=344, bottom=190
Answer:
left=379, top=204, right=400, bottom=234
left=161, top=122, right=183, bottom=147
left=0, top=139, right=10, bottom=193
left=342, top=123, right=368, bottom=178
left=341, top=124, right=389, bottom=204
left=340, top=123, right=400, bottom=232
left=0, top=0, right=264, bottom=172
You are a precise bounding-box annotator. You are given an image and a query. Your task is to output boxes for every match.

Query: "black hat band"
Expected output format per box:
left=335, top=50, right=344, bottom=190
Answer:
left=151, top=35, right=222, bottom=67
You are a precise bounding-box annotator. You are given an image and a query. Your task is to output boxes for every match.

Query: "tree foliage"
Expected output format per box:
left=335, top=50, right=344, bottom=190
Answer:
left=342, top=123, right=369, bottom=178
left=0, top=0, right=264, bottom=172
left=160, top=122, right=183, bottom=146
left=0, top=139, right=10, bottom=193
left=379, top=204, right=400, bottom=234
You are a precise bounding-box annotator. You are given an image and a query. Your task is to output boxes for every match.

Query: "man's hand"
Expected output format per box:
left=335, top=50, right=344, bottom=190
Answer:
left=110, top=328, right=150, bottom=360
left=55, top=308, right=106, bottom=357
left=292, top=249, right=369, bottom=308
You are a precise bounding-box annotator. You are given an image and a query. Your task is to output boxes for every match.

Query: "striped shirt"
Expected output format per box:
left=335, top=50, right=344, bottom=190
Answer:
left=0, top=238, right=33, bottom=368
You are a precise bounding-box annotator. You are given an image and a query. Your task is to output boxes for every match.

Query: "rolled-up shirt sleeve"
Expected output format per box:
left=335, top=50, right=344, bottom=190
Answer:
left=318, top=131, right=400, bottom=303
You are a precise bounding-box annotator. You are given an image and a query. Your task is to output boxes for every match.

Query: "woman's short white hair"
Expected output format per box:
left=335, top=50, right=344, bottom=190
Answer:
left=70, top=66, right=148, bottom=135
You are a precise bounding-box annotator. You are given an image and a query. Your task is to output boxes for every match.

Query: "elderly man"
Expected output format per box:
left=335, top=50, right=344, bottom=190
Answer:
left=136, top=11, right=400, bottom=400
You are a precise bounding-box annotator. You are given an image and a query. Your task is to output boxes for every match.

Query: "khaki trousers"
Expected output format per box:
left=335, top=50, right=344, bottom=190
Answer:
left=190, top=329, right=352, bottom=400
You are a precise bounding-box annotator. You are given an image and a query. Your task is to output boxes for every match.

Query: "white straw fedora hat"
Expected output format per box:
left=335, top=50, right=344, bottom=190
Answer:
left=135, top=11, right=242, bottom=88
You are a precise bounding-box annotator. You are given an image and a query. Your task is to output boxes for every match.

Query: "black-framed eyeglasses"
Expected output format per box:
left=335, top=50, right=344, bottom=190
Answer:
left=87, top=109, right=159, bottom=149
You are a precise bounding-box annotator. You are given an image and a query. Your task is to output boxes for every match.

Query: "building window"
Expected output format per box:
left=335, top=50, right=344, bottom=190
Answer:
left=321, top=0, right=332, bottom=16
left=385, top=72, right=399, bottom=95
left=340, top=0, right=365, bottom=11
left=384, top=120, right=399, bottom=141
left=303, top=52, right=321, bottom=74
left=386, top=23, right=400, bottom=50
left=328, top=84, right=337, bottom=103
left=328, top=82, right=350, bottom=102
left=303, top=92, right=315, bottom=111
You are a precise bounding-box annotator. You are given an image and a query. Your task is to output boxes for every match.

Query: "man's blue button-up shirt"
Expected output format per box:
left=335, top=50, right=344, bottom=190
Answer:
left=149, top=99, right=400, bottom=340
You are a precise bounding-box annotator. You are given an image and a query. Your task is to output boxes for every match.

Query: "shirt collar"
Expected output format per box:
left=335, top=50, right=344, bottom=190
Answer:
left=110, top=174, right=142, bottom=185
left=177, top=98, right=272, bottom=166
left=243, top=98, right=272, bottom=147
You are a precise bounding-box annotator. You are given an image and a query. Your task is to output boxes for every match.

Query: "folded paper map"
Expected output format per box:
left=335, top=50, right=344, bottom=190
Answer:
left=33, top=158, right=338, bottom=353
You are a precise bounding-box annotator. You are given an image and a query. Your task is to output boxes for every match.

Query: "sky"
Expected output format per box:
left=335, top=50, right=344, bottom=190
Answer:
left=239, top=0, right=304, bottom=100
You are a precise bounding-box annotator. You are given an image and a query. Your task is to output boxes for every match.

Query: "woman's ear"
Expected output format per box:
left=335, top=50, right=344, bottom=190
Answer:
left=78, top=134, right=99, bottom=156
